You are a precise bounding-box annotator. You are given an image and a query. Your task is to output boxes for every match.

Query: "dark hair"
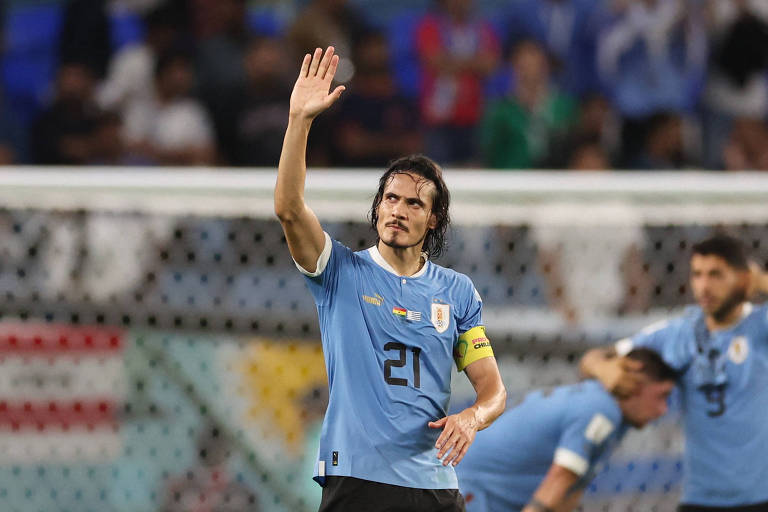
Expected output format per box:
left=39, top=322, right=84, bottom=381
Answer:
left=368, top=155, right=451, bottom=259
left=154, top=50, right=191, bottom=80
left=143, top=4, right=176, bottom=31
left=692, top=234, right=749, bottom=271
left=626, top=348, right=677, bottom=382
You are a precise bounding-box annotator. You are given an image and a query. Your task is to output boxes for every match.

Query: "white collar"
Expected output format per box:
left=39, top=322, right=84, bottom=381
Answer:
left=741, top=302, right=754, bottom=319
left=368, top=245, right=429, bottom=278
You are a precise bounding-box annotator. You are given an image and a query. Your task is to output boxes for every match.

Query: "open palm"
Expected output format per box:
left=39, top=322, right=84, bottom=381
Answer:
left=290, top=46, right=345, bottom=120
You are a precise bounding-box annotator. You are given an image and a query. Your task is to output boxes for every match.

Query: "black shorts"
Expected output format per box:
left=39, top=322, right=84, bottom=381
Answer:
left=678, top=502, right=768, bottom=512
left=318, top=476, right=466, bottom=512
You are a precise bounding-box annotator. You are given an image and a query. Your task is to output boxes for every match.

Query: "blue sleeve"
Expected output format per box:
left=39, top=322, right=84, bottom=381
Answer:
left=554, top=393, right=622, bottom=478
left=300, top=237, right=353, bottom=307
left=457, top=276, right=483, bottom=334
left=621, top=316, right=691, bottom=371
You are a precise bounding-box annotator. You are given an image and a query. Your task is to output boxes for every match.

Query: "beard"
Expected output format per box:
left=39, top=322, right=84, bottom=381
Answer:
left=710, top=286, right=748, bottom=323
left=379, top=224, right=429, bottom=251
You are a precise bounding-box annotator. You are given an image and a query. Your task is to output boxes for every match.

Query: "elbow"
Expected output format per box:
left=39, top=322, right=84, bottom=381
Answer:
left=274, top=198, right=301, bottom=224
left=496, top=386, right=507, bottom=416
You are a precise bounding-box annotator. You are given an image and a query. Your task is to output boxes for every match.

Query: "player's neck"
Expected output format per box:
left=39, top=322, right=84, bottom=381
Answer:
left=706, top=302, right=746, bottom=332
left=377, top=241, right=426, bottom=277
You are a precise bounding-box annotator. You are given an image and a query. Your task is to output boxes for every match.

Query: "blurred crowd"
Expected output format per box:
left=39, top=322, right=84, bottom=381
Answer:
left=1, top=0, right=768, bottom=170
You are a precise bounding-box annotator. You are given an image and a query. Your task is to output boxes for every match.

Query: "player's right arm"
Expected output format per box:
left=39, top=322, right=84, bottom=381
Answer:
left=579, top=346, right=643, bottom=398
left=521, top=464, right=582, bottom=512
left=274, top=47, right=345, bottom=272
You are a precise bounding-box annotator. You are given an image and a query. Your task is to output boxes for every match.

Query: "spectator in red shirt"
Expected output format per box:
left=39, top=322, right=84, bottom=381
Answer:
left=415, top=0, right=500, bottom=166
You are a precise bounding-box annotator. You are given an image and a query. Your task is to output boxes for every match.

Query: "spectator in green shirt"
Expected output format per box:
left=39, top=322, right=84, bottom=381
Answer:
left=481, top=39, right=577, bottom=169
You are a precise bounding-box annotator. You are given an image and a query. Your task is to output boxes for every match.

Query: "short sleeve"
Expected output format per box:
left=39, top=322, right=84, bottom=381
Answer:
left=295, top=233, right=351, bottom=307
left=554, top=402, right=621, bottom=477
left=457, top=278, right=483, bottom=334
left=453, top=279, right=492, bottom=371
left=616, top=317, right=690, bottom=371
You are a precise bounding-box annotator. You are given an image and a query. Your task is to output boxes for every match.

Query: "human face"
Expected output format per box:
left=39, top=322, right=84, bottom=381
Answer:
left=376, top=173, right=437, bottom=252
left=621, top=378, right=674, bottom=428
left=690, top=254, right=748, bottom=321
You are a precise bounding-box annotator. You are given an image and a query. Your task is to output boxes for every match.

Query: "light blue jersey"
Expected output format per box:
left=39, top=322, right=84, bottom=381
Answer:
left=618, top=303, right=768, bottom=506
left=456, top=380, right=629, bottom=511
left=298, top=233, right=492, bottom=489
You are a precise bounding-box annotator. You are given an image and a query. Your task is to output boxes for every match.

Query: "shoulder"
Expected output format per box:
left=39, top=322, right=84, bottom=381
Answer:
left=430, top=264, right=476, bottom=292
left=746, top=302, right=768, bottom=322
left=641, top=310, right=695, bottom=336
left=569, top=381, right=621, bottom=420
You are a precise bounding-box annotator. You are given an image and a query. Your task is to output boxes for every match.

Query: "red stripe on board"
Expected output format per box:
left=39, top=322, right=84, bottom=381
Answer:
left=0, top=323, right=124, bottom=355
left=0, top=399, right=118, bottom=431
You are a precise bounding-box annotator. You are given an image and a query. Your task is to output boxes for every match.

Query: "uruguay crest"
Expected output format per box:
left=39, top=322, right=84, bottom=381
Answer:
left=728, top=336, right=749, bottom=365
left=431, top=303, right=450, bottom=333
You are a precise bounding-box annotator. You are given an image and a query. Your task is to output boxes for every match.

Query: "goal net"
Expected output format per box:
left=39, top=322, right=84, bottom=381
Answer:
left=0, top=167, right=765, bottom=511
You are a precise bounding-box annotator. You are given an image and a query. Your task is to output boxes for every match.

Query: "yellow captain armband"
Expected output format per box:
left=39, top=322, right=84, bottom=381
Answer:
left=454, top=326, right=494, bottom=372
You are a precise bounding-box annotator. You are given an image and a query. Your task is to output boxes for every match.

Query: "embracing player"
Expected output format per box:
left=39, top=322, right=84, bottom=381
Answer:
left=274, top=46, right=506, bottom=512
left=581, top=234, right=768, bottom=511
left=457, top=347, right=675, bottom=512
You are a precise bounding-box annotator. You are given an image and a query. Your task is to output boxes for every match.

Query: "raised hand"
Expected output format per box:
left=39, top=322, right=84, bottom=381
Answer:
left=289, top=46, right=346, bottom=120
left=602, top=356, right=643, bottom=398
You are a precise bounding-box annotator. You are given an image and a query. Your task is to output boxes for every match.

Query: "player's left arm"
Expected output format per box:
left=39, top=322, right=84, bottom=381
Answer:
left=429, top=354, right=506, bottom=467
left=521, top=464, right=583, bottom=512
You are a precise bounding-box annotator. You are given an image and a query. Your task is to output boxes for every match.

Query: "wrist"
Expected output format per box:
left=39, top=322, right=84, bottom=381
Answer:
left=465, top=405, right=482, bottom=430
left=288, top=112, right=315, bottom=126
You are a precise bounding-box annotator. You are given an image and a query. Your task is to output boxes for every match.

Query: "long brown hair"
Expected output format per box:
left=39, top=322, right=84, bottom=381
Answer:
left=368, top=155, right=451, bottom=259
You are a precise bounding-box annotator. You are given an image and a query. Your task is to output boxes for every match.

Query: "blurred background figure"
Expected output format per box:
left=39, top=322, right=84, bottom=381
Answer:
left=123, top=51, right=216, bottom=165
left=567, top=135, right=612, bottom=170
left=701, top=0, right=768, bottom=169
left=87, top=110, right=153, bottom=166
left=0, top=84, right=23, bottom=165
left=481, top=40, right=576, bottom=169
left=286, top=0, right=370, bottom=84
left=631, top=111, right=689, bottom=170
left=329, top=31, right=422, bottom=167
left=98, top=4, right=181, bottom=116
left=217, top=36, right=292, bottom=167
left=196, top=0, right=251, bottom=139
left=58, top=0, right=111, bottom=79
left=415, top=0, right=500, bottom=166
left=29, top=61, right=101, bottom=164
left=504, top=0, right=605, bottom=96
left=554, top=93, right=619, bottom=169
left=723, top=117, right=768, bottom=171
left=597, top=0, right=708, bottom=167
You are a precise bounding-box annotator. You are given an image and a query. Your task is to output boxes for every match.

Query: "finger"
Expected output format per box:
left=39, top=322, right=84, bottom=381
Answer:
left=446, top=438, right=468, bottom=466
left=323, top=85, right=346, bottom=109
left=437, top=429, right=461, bottom=458
left=435, top=425, right=453, bottom=452
left=319, top=46, right=335, bottom=80
left=324, top=53, right=340, bottom=82
left=451, top=441, right=470, bottom=466
left=428, top=417, right=448, bottom=429
left=298, top=53, right=311, bottom=78
left=308, top=47, right=323, bottom=77
left=439, top=433, right=464, bottom=464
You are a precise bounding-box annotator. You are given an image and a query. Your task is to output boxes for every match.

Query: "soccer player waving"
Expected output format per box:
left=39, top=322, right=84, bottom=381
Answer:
left=581, top=234, right=768, bottom=511
left=274, top=47, right=506, bottom=512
